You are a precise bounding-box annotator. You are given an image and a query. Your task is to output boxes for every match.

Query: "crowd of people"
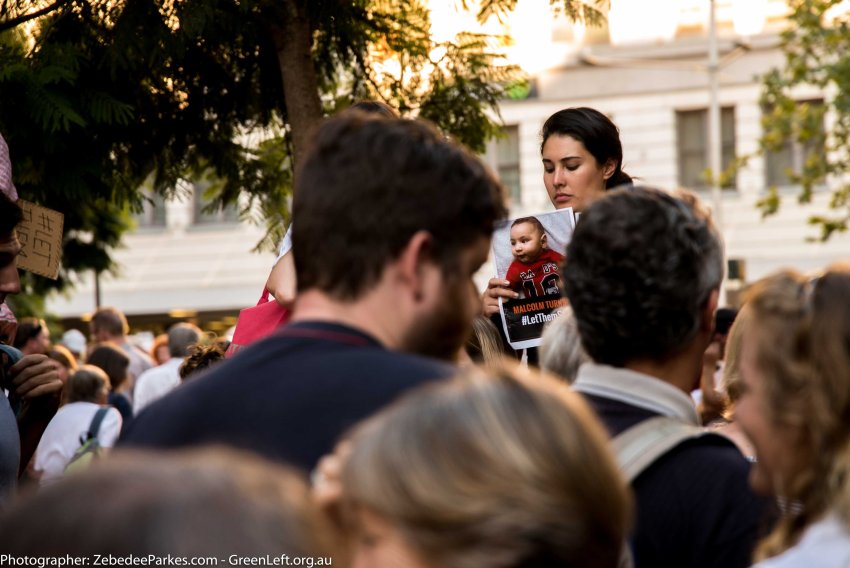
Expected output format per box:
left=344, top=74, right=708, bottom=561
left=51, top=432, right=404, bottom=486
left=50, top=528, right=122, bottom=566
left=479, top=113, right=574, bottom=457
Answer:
left=0, top=105, right=849, bottom=568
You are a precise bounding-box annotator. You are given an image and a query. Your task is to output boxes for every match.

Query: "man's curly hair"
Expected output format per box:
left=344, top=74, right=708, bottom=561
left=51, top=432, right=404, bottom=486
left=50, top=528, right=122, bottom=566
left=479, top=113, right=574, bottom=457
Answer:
left=563, top=186, right=723, bottom=367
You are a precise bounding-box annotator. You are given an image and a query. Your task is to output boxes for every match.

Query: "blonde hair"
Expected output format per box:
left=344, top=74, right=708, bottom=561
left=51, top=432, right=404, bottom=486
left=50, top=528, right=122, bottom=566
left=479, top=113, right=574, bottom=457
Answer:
left=465, top=315, right=505, bottom=365
left=746, top=263, right=850, bottom=560
left=343, top=364, right=632, bottom=568
left=720, top=302, right=751, bottom=417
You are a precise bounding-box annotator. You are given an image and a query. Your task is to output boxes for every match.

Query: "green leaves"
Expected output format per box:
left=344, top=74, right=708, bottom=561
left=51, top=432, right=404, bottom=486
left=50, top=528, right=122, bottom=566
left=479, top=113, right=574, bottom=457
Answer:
left=760, top=0, right=850, bottom=238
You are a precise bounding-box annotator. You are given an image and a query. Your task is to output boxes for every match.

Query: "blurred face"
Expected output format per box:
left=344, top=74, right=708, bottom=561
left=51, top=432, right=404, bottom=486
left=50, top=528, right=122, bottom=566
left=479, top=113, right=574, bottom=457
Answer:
left=30, top=325, right=50, bottom=355
left=403, top=236, right=490, bottom=361
left=155, top=344, right=171, bottom=365
left=510, top=222, right=546, bottom=264
left=735, top=329, right=801, bottom=496
left=542, top=135, right=613, bottom=212
left=0, top=231, right=22, bottom=307
left=351, top=509, right=431, bottom=568
left=49, top=359, right=71, bottom=383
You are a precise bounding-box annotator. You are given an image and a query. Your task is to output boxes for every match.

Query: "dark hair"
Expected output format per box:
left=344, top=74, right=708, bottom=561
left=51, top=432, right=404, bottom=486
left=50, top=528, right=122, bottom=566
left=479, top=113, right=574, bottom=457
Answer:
left=0, top=192, right=21, bottom=237
left=90, top=307, right=129, bottom=337
left=66, top=365, right=109, bottom=403
left=293, top=113, right=507, bottom=299
left=563, top=186, right=723, bottom=366
left=510, top=216, right=546, bottom=236
left=350, top=100, right=398, bottom=118
left=13, top=318, right=44, bottom=350
left=86, top=343, right=130, bottom=390
left=715, top=307, right=738, bottom=336
left=541, top=107, right=632, bottom=189
left=179, top=342, right=226, bottom=381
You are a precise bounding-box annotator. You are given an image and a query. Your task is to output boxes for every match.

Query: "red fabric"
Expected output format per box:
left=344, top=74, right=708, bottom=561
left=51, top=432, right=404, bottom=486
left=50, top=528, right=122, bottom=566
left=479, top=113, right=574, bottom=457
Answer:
left=505, top=249, right=566, bottom=298
left=225, top=289, right=290, bottom=358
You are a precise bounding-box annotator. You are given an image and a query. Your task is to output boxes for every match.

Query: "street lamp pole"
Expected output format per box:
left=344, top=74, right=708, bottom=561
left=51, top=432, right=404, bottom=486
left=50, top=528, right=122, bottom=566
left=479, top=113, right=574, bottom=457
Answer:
left=707, top=0, right=727, bottom=305
left=708, top=0, right=723, bottom=232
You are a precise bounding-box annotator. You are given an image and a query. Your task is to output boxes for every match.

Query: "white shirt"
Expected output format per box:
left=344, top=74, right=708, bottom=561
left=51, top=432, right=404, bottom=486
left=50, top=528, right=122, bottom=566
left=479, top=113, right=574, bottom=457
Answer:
left=133, top=358, right=184, bottom=414
left=34, top=402, right=121, bottom=485
left=753, top=513, right=850, bottom=568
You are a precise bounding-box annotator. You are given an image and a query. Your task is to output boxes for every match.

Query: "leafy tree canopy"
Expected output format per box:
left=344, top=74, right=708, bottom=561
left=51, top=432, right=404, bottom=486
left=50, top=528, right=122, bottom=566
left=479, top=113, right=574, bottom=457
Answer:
left=0, top=0, right=604, bottom=301
left=759, top=0, right=850, bottom=240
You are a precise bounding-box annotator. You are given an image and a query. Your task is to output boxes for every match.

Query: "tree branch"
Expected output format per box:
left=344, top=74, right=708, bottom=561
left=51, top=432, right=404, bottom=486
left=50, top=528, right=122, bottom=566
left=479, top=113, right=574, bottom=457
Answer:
left=0, top=0, right=72, bottom=32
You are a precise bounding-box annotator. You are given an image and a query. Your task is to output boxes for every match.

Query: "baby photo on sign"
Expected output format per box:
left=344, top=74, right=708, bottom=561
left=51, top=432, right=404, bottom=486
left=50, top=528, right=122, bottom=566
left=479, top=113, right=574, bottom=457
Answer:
left=492, top=208, right=576, bottom=350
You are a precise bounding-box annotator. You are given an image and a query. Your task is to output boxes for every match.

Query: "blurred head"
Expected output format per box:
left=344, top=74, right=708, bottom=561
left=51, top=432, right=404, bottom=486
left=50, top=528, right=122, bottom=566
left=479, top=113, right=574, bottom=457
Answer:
left=179, top=343, right=227, bottom=381
left=60, top=329, right=87, bottom=361
left=90, top=307, right=129, bottom=342
left=293, top=113, right=506, bottom=360
left=13, top=317, right=50, bottom=356
left=47, top=345, right=78, bottom=384
left=0, top=192, right=22, bottom=308
left=539, top=306, right=590, bottom=384
left=564, top=187, right=723, bottom=367
left=66, top=365, right=110, bottom=404
left=0, top=447, right=337, bottom=560
left=150, top=333, right=170, bottom=365
left=85, top=343, right=130, bottom=392
left=736, top=265, right=850, bottom=560
left=168, top=323, right=203, bottom=359
left=509, top=217, right=548, bottom=264
left=343, top=365, right=632, bottom=568
left=540, top=108, right=632, bottom=212
left=350, top=100, right=398, bottom=118
left=464, top=315, right=505, bottom=365
left=293, top=113, right=506, bottom=302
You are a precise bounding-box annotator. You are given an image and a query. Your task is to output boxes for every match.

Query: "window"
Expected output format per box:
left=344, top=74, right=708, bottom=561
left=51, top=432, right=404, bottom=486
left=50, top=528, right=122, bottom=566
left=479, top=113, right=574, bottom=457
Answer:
left=676, top=107, right=736, bottom=189
left=765, top=99, right=825, bottom=188
left=134, top=192, right=166, bottom=228
left=193, top=181, right=239, bottom=225
left=495, top=126, right=521, bottom=203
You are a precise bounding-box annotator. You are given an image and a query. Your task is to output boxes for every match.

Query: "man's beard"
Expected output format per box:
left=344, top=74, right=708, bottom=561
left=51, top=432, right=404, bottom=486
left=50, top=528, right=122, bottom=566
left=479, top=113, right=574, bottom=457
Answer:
left=402, top=276, right=473, bottom=362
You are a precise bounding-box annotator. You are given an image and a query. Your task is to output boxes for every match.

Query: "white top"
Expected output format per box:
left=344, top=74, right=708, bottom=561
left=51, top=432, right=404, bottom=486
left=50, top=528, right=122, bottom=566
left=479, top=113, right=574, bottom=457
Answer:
left=274, top=225, right=293, bottom=263
left=133, top=358, right=184, bottom=414
left=34, top=402, right=122, bottom=485
left=753, top=513, right=850, bottom=567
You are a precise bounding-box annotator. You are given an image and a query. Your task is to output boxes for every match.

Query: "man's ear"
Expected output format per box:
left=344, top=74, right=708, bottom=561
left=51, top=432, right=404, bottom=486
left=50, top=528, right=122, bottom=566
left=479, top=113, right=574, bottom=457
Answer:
left=701, top=288, right=720, bottom=334
left=602, top=159, right=617, bottom=181
left=396, top=230, right=434, bottom=302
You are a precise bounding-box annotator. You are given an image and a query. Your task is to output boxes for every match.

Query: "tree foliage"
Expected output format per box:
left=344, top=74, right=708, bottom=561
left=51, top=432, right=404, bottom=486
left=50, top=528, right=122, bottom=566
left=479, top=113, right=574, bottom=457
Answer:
left=0, top=0, right=605, bottom=299
left=759, top=0, right=850, bottom=240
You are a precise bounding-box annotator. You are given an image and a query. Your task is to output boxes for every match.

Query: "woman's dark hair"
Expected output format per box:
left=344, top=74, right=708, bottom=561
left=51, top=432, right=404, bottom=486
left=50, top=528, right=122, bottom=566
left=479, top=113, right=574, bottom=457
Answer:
left=66, top=366, right=108, bottom=404
left=350, top=100, right=398, bottom=119
left=86, top=343, right=130, bottom=391
left=541, top=107, right=632, bottom=189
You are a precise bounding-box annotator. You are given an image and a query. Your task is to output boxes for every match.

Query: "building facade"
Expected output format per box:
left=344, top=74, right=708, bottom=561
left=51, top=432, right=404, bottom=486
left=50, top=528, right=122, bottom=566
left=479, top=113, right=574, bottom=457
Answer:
left=47, top=0, right=850, bottom=328
left=482, top=0, right=850, bottom=304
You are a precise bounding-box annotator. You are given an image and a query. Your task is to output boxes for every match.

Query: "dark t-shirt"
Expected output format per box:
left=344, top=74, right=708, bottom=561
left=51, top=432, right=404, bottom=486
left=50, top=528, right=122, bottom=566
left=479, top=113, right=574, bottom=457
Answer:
left=120, top=321, right=453, bottom=471
left=582, top=393, right=773, bottom=568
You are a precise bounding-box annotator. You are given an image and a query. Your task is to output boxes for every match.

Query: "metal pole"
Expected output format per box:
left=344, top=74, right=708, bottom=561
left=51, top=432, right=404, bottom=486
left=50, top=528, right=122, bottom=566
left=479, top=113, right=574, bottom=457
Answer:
left=708, top=0, right=726, bottom=305
left=708, top=0, right=722, bottom=231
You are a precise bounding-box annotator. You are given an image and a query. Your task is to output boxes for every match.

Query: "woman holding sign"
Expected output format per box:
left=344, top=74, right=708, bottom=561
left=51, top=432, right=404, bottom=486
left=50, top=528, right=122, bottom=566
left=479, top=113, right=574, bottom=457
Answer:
left=482, top=107, right=633, bottom=316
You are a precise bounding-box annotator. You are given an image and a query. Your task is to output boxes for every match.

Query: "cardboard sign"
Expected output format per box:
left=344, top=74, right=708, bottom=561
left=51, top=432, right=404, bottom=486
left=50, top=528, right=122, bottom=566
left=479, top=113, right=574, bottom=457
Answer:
left=492, top=208, right=576, bottom=350
left=15, top=200, right=64, bottom=279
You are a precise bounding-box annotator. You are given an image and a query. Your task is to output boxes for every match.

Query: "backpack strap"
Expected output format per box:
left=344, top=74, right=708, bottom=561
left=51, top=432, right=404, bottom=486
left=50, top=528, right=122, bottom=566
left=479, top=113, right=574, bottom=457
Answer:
left=613, top=415, right=708, bottom=482
left=86, top=407, right=110, bottom=441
